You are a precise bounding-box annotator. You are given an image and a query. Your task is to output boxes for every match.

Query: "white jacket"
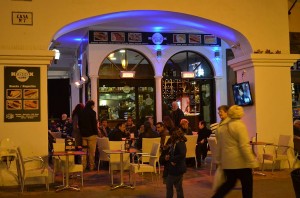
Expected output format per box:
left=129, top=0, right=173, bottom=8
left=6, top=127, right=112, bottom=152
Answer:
left=215, top=118, right=258, bottom=169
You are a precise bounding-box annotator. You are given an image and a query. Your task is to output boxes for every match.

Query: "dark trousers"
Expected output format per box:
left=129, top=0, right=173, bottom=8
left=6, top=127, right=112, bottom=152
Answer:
left=166, top=174, right=184, bottom=198
left=212, top=168, right=253, bottom=198
left=196, top=143, right=208, bottom=162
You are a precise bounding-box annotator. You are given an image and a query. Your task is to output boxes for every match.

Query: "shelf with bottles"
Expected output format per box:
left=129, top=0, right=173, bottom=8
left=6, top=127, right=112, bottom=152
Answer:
left=162, top=78, right=200, bottom=99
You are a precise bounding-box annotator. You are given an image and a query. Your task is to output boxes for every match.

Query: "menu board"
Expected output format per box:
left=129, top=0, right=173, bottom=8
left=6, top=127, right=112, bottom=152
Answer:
left=4, top=66, right=40, bottom=122
left=89, top=31, right=221, bottom=46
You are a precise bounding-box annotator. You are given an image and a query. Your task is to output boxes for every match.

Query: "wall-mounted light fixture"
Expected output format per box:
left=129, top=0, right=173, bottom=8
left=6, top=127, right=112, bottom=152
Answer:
left=181, top=71, right=195, bottom=79
left=120, top=71, right=135, bottom=78
left=52, top=49, right=60, bottom=64
left=156, top=49, right=162, bottom=58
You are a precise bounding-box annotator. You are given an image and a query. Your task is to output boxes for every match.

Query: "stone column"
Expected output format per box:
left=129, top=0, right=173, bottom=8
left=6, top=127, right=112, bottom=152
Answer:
left=89, top=74, right=99, bottom=116
left=155, top=75, right=163, bottom=122
left=229, top=54, right=300, bottom=167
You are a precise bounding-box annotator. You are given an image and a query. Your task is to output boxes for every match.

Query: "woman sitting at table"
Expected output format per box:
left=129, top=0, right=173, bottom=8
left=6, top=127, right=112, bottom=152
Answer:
left=136, top=121, right=159, bottom=150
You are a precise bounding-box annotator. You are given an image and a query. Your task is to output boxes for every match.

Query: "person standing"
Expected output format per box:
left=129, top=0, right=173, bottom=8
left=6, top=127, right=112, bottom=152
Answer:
left=165, top=129, right=187, bottom=198
left=210, top=105, right=229, bottom=136
left=170, top=101, right=184, bottom=128
left=72, top=103, right=84, bottom=147
left=212, top=105, right=258, bottom=198
left=196, top=120, right=212, bottom=166
left=78, top=100, right=98, bottom=171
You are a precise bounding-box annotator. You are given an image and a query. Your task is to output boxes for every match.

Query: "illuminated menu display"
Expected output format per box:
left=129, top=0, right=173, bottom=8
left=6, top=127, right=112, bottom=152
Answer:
left=4, top=66, right=40, bottom=122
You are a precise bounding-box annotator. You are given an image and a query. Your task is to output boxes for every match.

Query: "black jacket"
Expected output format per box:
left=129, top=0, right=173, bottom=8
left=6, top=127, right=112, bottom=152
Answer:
left=108, top=128, right=126, bottom=141
left=170, top=108, right=184, bottom=128
left=197, top=128, right=212, bottom=144
left=78, top=107, right=98, bottom=137
left=168, top=141, right=187, bottom=176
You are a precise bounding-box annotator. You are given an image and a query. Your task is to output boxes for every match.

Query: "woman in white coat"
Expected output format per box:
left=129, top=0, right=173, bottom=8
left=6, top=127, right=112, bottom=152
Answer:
left=212, top=105, right=258, bottom=198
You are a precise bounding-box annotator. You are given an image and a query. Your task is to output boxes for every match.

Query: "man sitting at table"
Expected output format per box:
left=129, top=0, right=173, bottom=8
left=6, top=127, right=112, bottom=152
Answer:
left=108, top=122, right=127, bottom=141
left=179, top=119, right=193, bottom=135
left=156, top=122, right=170, bottom=148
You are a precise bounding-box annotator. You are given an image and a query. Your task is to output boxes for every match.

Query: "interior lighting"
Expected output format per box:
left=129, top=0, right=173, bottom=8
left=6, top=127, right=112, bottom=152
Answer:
left=120, top=71, right=135, bottom=78
left=181, top=72, right=195, bottom=79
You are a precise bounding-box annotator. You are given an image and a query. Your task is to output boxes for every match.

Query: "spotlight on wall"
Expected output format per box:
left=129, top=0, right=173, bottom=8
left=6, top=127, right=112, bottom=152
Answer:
left=52, top=49, right=60, bottom=64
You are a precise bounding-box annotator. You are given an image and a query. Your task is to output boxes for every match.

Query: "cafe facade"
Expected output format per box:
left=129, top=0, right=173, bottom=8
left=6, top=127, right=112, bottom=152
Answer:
left=0, top=1, right=300, bottom=186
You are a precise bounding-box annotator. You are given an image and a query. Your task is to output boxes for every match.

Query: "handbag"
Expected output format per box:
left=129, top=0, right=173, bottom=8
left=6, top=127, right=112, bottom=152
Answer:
left=212, top=165, right=225, bottom=191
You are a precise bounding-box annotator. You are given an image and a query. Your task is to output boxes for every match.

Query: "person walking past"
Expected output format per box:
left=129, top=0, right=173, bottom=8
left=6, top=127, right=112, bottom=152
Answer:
left=71, top=103, right=84, bottom=164
left=165, top=129, right=187, bottom=198
left=212, top=105, right=258, bottom=198
left=78, top=100, right=99, bottom=171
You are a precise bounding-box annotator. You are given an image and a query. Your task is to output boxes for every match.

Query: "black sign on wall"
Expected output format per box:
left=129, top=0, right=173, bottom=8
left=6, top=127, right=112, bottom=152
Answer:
left=4, top=66, right=40, bottom=122
left=89, top=31, right=221, bottom=47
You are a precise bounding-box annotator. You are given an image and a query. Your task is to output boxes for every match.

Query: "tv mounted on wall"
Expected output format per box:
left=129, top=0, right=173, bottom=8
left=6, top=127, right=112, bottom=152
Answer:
left=232, top=81, right=253, bottom=106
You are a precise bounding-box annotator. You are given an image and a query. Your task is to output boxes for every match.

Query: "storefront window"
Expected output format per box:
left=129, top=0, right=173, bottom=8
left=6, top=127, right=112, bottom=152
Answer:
left=99, top=49, right=155, bottom=126
left=163, top=51, right=215, bottom=130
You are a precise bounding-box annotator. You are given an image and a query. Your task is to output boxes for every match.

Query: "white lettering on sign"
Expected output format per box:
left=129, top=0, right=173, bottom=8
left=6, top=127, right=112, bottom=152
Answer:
left=12, top=12, right=33, bottom=25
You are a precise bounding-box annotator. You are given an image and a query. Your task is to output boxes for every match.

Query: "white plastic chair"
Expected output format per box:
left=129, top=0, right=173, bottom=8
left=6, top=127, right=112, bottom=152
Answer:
left=207, top=137, right=218, bottom=175
left=17, top=147, right=49, bottom=192
left=96, top=137, right=110, bottom=172
left=262, top=135, right=291, bottom=172
left=141, top=137, right=161, bottom=173
left=130, top=143, right=160, bottom=186
left=185, top=135, right=198, bottom=168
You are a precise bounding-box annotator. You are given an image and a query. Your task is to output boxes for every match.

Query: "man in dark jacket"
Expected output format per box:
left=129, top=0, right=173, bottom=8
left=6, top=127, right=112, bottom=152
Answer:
left=170, top=101, right=184, bottom=128
left=196, top=120, right=212, bottom=166
left=108, top=122, right=127, bottom=141
left=78, top=100, right=98, bottom=170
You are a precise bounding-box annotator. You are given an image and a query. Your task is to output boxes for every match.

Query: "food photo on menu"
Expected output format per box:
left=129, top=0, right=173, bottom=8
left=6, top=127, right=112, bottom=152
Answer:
left=6, top=100, right=22, bottom=110
left=93, top=32, right=108, bottom=41
left=204, top=35, right=217, bottom=44
left=128, top=33, right=142, bottom=42
left=189, top=34, right=201, bottom=44
left=173, top=34, right=186, bottom=43
left=7, top=89, right=22, bottom=99
left=111, top=32, right=125, bottom=42
left=23, top=89, right=38, bottom=99
left=24, top=100, right=38, bottom=110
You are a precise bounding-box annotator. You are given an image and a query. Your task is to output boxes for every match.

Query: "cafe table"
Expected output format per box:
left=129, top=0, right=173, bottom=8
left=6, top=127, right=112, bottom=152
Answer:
left=250, top=141, right=273, bottom=176
left=103, top=148, right=137, bottom=190
left=52, top=150, right=86, bottom=192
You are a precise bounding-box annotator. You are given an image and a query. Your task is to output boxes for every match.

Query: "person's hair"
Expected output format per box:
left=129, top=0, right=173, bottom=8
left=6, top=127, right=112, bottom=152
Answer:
left=199, top=120, right=207, bottom=127
left=143, top=121, right=153, bottom=133
left=101, top=117, right=108, bottom=123
left=170, top=128, right=187, bottom=143
left=72, top=103, right=84, bottom=118
left=85, top=100, right=95, bottom=109
left=163, top=116, right=175, bottom=128
left=156, top=122, right=165, bottom=128
left=218, top=105, right=229, bottom=112
left=180, top=119, right=189, bottom=125
left=127, top=116, right=133, bottom=121
left=115, top=122, right=125, bottom=129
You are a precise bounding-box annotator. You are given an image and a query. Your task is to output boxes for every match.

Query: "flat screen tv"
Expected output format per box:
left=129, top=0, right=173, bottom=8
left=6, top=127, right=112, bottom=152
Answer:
left=232, top=81, right=253, bottom=106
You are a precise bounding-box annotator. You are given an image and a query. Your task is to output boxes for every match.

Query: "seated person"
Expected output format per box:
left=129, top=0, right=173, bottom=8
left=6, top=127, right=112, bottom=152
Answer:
left=179, top=119, right=193, bottom=135
left=56, top=113, right=72, bottom=136
left=196, top=120, right=212, bottom=166
left=98, top=117, right=111, bottom=138
left=125, top=116, right=137, bottom=136
left=108, top=122, right=127, bottom=141
left=156, top=122, right=170, bottom=148
left=136, top=121, right=159, bottom=150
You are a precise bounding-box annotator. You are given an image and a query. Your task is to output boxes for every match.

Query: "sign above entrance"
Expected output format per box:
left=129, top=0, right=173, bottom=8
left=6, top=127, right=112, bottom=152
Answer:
left=89, top=31, right=221, bottom=46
